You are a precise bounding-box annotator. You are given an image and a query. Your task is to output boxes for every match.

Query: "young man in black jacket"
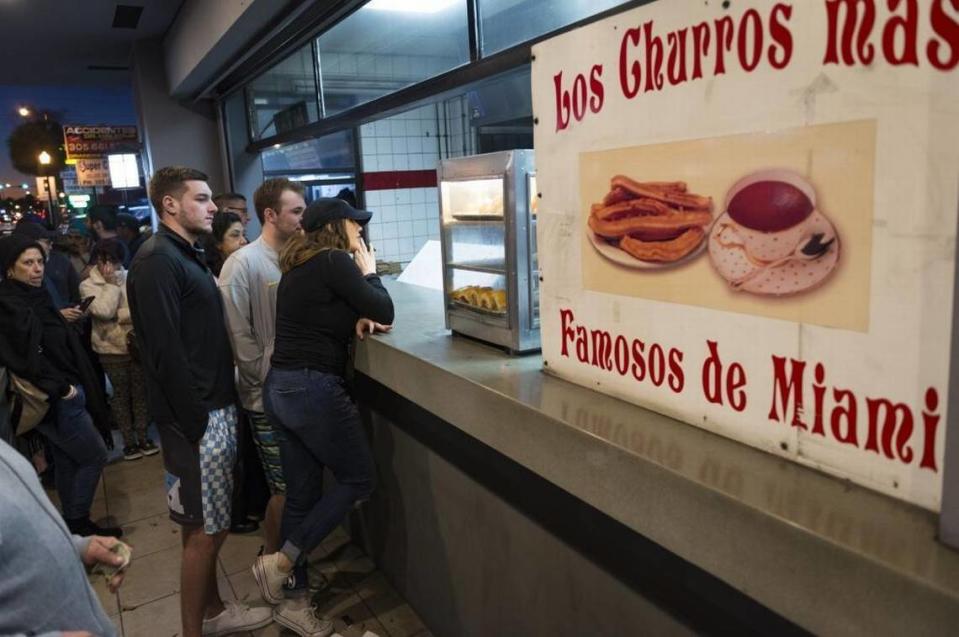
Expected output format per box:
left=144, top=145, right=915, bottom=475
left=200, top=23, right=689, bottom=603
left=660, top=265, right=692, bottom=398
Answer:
left=127, top=166, right=272, bottom=637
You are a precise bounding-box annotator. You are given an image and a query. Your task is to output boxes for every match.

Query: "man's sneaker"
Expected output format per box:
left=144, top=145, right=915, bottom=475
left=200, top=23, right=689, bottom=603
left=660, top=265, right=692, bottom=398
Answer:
left=201, top=600, right=272, bottom=636
left=273, top=601, right=333, bottom=637
left=139, top=439, right=159, bottom=456
left=123, top=445, right=143, bottom=461
left=252, top=552, right=288, bottom=604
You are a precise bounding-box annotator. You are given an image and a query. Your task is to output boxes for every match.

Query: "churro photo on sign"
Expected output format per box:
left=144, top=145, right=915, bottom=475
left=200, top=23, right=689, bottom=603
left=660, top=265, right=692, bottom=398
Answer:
left=587, top=174, right=713, bottom=268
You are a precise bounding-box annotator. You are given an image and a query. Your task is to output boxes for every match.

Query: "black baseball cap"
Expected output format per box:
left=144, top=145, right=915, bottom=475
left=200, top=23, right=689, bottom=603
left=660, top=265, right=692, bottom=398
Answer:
left=301, top=198, right=372, bottom=232
left=116, top=212, right=140, bottom=231
left=13, top=218, right=55, bottom=241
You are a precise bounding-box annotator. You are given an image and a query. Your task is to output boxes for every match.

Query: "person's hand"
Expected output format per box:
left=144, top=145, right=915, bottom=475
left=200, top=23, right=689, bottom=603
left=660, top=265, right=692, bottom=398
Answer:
left=82, top=536, right=131, bottom=593
left=97, top=260, right=118, bottom=285
left=355, top=318, right=392, bottom=340
left=60, top=307, right=83, bottom=322
left=353, top=238, right=377, bottom=277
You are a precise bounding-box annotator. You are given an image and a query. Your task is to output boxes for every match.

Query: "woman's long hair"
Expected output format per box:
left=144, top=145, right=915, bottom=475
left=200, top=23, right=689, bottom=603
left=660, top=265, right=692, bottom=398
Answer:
left=280, top=219, right=351, bottom=273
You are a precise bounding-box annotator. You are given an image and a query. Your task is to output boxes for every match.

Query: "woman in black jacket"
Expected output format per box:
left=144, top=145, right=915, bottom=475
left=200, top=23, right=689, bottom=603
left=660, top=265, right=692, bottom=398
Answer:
left=0, top=235, right=120, bottom=537
left=252, top=199, right=393, bottom=635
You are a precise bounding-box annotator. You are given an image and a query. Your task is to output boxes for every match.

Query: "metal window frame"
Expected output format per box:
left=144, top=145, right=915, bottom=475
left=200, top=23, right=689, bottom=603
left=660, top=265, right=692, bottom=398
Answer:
left=232, top=0, right=652, bottom=153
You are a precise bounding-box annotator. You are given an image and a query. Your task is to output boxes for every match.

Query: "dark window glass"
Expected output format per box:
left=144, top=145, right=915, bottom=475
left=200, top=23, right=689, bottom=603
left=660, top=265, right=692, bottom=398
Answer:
left=479, top=0, right=629, bottom=55
left=247, top=44, right=320, bottom=140
left=317, top=0, right=470, bottom=117
left=260, top=129, right=355, bottom=174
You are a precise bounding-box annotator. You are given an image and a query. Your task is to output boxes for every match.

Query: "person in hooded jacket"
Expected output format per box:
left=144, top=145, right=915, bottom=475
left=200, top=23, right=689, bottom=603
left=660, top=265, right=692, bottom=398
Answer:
left=0, top=234, right=120, bottom=538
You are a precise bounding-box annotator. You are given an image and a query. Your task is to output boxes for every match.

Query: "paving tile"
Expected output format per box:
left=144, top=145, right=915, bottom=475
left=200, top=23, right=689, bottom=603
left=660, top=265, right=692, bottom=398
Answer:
left=219, top=529, right=267, bottom=575
left=89, top=570, right=120, bottom=617
left=311, top=587, right=388, bottom=637
left=355, top=573, right=426, bottom=637
left=121, top=591, right=181, bottom=637
left=106, top=483, right=170, bottom=526
left=334, top=546, right=376, bottom=587
left=118, top=545, right=181, bottom=610
left=121, top=513, right=182, bottom=560
left=104, top=463, right=165, bottom=497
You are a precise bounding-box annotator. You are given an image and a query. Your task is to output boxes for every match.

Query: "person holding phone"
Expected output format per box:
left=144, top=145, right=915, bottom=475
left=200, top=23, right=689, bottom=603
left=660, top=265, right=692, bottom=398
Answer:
left=252, top=198, right=393, bottom=636
left=81, top=239, right=156, bottom=461
left=0, top=234, right=118, bottom=538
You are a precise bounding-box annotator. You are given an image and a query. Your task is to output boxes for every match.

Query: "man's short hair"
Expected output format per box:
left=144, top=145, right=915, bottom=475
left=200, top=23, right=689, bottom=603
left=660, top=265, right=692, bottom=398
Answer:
left=87, top=204, right=120, bottom=231
left=115, top=212, right=141, bottom=235
left=253, top=178, right=305, bottom=225
left=149, top=166, right=208, bottom=217
left=212, top=192, right=246, bottom=212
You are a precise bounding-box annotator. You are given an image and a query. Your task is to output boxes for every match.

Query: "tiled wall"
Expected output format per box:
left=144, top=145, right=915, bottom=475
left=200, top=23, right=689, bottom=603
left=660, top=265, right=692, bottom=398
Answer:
left=360, top=104, right=443, bottom=264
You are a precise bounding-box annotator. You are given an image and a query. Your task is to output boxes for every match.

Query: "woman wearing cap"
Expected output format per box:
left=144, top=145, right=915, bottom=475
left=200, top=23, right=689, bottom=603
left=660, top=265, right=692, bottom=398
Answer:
left=0, top=235, right=120, bottom=538
left=252, top=198, right=393, bottom=636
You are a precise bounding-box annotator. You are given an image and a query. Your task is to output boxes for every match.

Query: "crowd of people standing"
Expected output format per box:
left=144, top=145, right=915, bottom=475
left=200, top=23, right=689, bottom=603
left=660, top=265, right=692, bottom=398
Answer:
left=0, top=167, right=394, bottom=637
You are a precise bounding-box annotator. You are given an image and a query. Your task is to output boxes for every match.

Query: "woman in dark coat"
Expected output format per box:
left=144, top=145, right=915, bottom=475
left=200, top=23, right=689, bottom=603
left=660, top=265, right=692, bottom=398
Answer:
left=0, top=234, right=120, bottom=537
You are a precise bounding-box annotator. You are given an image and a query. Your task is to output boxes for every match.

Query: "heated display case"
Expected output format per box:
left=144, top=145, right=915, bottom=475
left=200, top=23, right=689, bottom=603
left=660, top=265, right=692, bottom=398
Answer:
left=439, top=150, right=539, bottom=353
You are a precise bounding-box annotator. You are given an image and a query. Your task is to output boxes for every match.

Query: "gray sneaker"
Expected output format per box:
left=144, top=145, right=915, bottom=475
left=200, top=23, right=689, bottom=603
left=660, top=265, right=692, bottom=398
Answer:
left=252, top=552, right=288, bottom=604
left=201, top=600, right=272, bottom=636
left=273, top=601, right=334, bottom=637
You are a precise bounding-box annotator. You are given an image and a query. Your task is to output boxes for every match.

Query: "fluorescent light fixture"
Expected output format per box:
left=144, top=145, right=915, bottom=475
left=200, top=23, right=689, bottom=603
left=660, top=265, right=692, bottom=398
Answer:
left=366, top=0, right=458, bottom=13
left=108, top=153, right=139, bottom=189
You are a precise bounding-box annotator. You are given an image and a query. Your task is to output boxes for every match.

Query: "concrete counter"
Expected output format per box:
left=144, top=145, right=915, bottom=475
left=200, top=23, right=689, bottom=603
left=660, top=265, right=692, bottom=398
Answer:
left=353, top=279, right=959, bottom=635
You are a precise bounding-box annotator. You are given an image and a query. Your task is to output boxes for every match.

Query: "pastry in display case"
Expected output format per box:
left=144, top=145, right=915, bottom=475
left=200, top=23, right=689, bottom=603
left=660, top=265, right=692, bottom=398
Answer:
left=439, top=150, right=539, bottom=353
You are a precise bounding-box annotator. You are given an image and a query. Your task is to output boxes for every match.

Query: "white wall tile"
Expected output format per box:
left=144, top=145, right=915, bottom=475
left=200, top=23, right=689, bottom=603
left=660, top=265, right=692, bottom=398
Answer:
left=396, top=204, right=412, bottom=221
left=394, top=155, right=409, bottom=170
left=381, top=222, right=398, bottom=239
left=379, top=155, right=394, bottom=170
left=412, top=219, right=429, bottom=236
left=390, top=121, right=405, bottom=136
left=382, top=238, right=399, bottom=258
left=396, top=190, right=411, bottom=204
left=391, top=138, right=407, bottom=154
left=380, top=206, right=396, bottom=222
left=375, top=138, right=391, bottom=155
left=364, top=156, right=378, bottom=171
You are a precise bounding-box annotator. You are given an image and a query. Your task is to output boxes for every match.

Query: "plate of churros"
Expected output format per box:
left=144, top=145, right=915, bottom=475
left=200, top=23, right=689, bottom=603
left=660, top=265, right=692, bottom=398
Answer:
left=587, top=175, right=714, bottom=269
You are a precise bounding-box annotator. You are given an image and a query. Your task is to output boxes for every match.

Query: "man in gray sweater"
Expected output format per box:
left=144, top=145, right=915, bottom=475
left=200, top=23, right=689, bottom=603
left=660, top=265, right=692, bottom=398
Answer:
left=218, top=178, right=306, bottom=555
left=0, top=437, right=128, bottom=636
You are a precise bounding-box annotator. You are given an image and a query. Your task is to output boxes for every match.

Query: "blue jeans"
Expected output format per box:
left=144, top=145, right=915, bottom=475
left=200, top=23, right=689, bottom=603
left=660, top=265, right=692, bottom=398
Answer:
left=264, top=368, right=374, bottom=596
left=36, top=385, right=108, bottom=520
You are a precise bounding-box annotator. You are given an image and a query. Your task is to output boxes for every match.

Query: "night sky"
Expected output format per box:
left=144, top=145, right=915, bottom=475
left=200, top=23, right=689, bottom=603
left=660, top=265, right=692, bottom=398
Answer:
left=0, top=84, right=136, bottom=192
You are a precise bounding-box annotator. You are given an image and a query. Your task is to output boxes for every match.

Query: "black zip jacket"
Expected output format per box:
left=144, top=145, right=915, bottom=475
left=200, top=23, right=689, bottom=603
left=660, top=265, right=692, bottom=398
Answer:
left=127, top=225, right=236, bottom=442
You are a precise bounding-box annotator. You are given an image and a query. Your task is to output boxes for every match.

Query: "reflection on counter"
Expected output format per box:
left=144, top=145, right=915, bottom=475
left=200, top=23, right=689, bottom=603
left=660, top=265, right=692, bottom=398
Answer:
left=544, top=382, right=945, bottom=582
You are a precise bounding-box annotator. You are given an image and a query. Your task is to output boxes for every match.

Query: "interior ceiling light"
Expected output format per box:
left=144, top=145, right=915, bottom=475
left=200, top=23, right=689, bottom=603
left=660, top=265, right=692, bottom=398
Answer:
left=366, top=0, right=458, bottom=13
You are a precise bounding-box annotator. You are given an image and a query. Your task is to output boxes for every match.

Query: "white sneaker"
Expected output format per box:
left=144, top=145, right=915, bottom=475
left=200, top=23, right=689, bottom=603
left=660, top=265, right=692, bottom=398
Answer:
left=252, top=552, right=288, bottom=604
left=202, top=600, right=273, bottom=636
left=273, top=600, right=334, bottom=637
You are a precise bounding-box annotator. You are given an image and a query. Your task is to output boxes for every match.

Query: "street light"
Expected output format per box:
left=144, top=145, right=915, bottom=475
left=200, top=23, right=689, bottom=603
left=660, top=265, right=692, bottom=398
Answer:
left=38, top=150, right=51, bottom=165
left=17, top=106, right=30, bottom=117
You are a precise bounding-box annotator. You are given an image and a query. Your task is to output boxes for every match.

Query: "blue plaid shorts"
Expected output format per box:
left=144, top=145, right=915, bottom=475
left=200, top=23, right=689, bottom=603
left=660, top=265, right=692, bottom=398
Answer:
left=161, top=405, right=238, bottom=534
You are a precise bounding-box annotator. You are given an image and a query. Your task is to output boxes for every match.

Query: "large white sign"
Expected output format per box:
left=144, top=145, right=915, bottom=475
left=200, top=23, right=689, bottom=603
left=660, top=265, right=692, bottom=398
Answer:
left=532, top=0, right=959, bottom=511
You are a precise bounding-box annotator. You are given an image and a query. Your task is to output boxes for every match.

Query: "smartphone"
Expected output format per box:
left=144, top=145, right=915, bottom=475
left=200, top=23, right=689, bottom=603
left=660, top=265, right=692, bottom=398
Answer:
left=77, top=296, right=95, bottom=312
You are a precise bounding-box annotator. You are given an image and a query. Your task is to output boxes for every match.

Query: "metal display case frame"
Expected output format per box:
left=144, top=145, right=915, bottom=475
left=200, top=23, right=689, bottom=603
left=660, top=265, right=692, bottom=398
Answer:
left=438, top=149, right=539, bottom=354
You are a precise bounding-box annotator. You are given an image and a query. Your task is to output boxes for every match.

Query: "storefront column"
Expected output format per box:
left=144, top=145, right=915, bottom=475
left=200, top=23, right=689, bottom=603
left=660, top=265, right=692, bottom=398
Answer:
left=131, top=38, right=225, bottom=206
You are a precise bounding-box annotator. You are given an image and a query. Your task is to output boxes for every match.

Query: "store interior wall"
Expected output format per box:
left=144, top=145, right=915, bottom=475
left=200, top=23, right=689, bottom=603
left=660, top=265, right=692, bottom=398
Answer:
left=360, top=104, right=443, bottom=264
left=132, top=38, right=225, bottom=197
